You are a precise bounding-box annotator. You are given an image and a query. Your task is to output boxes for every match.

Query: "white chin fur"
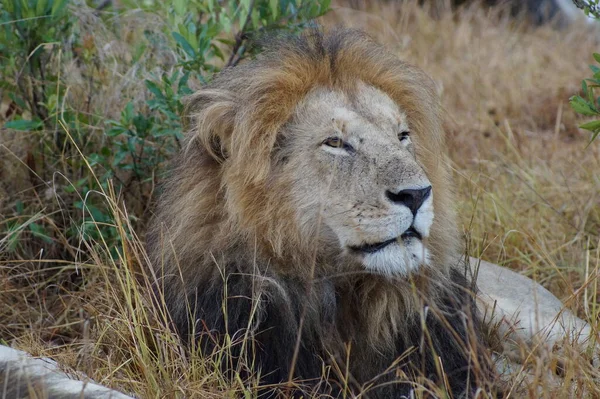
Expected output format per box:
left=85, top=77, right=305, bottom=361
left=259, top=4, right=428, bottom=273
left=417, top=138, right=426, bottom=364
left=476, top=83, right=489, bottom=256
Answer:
left=413, top=194, right=434, bottom=238
left=361, top=239, right=430, bottom=275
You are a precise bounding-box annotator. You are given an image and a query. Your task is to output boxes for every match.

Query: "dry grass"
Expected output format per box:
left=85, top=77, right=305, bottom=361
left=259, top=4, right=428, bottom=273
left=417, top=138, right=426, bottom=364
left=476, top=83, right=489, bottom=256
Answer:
left=1, top=1, right=599, bottom=397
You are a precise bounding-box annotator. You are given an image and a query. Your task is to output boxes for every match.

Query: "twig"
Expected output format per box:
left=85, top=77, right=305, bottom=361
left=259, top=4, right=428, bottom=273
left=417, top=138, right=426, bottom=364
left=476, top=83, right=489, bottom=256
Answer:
left=225, top=0, right=256, bottom=68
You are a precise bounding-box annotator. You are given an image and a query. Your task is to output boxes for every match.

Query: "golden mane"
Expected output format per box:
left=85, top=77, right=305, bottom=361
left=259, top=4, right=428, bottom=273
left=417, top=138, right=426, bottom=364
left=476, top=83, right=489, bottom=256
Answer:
left=154, top=28, right=457, bottom=265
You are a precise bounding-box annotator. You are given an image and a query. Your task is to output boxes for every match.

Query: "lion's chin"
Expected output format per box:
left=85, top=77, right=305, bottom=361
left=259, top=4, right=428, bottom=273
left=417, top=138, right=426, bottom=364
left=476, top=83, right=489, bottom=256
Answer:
left=359, top=238, right=430, bottom=276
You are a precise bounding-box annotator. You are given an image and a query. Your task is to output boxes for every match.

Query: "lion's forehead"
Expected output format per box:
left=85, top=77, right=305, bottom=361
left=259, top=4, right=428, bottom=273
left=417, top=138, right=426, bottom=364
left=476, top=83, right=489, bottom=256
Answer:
left=353, top=82, right=408, bottom=129
left=299, top=83, right=408, bottom=135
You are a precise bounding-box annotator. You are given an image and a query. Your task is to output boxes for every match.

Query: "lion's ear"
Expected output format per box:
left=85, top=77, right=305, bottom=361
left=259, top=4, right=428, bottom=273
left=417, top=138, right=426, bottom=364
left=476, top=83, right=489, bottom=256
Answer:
left=207, top=135, right=228, bottom=162
left=184, top=89, right=237, bottom=163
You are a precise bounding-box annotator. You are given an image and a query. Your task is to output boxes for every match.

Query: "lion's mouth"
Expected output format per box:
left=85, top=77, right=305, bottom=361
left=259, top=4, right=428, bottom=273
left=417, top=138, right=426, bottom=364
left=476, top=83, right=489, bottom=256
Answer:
left=349, top=237, right=397, bottom=254
left=401, top=226, right=422, bottom=240
left=349, top=227, right=422, bottom=254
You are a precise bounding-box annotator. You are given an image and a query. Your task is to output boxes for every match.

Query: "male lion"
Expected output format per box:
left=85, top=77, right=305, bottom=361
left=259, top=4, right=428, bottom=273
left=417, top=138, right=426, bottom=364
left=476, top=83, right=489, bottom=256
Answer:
left=147, top=28, right=493, bottom=397
left=146, top=29, right=594, bottom=397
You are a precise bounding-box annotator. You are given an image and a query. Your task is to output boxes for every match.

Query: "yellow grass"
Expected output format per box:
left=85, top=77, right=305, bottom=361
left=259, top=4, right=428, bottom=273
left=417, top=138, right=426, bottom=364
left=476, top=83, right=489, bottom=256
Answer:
left=1, top=1, right=599, bottom=397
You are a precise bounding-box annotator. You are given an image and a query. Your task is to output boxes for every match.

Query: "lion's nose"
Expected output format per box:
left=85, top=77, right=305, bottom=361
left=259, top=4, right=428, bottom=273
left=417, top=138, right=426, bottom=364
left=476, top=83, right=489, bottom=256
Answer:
left=386, top=186, right=432, bottom=215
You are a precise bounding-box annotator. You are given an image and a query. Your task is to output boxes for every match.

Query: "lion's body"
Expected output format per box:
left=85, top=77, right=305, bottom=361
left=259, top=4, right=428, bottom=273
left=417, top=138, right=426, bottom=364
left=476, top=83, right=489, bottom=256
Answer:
left=147, top=29, right=493, bottom=397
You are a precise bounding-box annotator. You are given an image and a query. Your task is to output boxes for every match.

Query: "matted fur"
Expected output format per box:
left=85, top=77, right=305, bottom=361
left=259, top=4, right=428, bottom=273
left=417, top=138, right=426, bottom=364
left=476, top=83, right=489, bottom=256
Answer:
left=147, top=29, right=493, bottom=397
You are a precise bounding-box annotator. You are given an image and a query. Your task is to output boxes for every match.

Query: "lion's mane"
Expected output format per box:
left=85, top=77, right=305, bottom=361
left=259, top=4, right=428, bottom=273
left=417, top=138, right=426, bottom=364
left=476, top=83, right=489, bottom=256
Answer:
left=147, top=29, right=492, bottom=397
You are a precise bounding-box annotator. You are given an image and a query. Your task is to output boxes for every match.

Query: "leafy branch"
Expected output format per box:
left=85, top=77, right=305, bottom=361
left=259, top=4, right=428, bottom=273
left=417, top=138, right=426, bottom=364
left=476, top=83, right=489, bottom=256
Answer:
left=569, top=1, right=600, bottom=143
left=226, top=0, right=256, bottom=67
left=572, top=0, right=600, bottom=18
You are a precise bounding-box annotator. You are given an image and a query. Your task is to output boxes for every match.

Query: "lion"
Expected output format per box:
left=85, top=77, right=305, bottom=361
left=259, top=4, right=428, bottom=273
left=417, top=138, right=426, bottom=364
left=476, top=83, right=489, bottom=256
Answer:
left=146, top=28, right=596, bottom=397
left=146, top=28, right=493, bottom=397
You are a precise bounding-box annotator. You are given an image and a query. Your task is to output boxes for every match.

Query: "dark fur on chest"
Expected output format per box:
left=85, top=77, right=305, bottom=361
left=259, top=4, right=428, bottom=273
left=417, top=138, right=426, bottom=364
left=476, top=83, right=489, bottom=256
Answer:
left=164, top=265, right=493, bottom=398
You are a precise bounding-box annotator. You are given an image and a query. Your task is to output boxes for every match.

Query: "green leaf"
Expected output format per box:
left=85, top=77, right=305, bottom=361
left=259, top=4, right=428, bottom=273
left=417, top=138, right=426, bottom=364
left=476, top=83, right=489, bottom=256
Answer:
left=4, top=119, right=43, bottom=131
left=590, top=130, right=600, bottom=144
left=594, top=53, right=600, bottom=64
left=570, top=96, right=599, bottom=116
left=145, top=80, right=165, bottom=100
left=579, top=120, right=600, bottom=132
left=221, top=14, right=232, bottom=33
left=15, top=200, right=24, bottom=214
left=28, top=222, right=53, bottom=244
left=87, top=153, right=104, bottom=166
left=178, top=72, right=190, bottom=92
left=112, top=150, right=128, bottom=167
left=106, top=126, right=127, bottom=137
left=51, top=0, right=68, bottom=17
left=172, top=31, right=196, bottom=58
left=173, top=0, right=185, bottom=16
left=211, top=43, right=224, bottom=61
left=82, top=203, right=110, bottom=223
left=270, top=0, right=279, bottom=19
left=36, top=0, right=48, bottom=17
left=133, top=114, right=151, bottom=135
left=8, top=93, right=28, bottom=110
left=251, top=8, right=260, bottom=29
left=206, top=21, right=221, bottom=38
left=74, top=177, right=88, bottom=189
left=122, top=102, right=134, bottom=123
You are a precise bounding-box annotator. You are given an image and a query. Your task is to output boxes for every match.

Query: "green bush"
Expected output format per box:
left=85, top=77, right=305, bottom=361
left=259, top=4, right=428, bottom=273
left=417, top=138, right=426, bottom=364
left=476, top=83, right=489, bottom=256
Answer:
left=570, top=53, right=600, bottom=143
left=0, top=0, right=330, bottom=260
left=570, top=0, right=600, bottom=143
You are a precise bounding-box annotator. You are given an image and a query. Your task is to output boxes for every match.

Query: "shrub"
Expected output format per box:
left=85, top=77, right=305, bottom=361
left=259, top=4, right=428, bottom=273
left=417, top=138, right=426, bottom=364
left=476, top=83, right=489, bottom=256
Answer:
left=0, top=0, right=330, bottom=261
left=569, top=0, right=600, bottom=142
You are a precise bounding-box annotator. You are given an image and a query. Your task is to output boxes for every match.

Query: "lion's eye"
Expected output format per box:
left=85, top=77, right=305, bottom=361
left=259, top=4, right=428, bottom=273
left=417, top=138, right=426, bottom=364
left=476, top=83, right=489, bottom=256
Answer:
left=322, top=136, right=354, bottom=152
left=323, top=136, right=344, bottom=148
left=398, top=131, right=410, bottom=141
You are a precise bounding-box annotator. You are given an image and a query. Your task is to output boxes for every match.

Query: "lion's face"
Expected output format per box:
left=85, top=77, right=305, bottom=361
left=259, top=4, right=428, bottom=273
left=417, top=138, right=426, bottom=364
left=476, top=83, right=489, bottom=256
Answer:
left=280, top=83, right=434, bottom=275
left=150, top=29, right=461, bottom=354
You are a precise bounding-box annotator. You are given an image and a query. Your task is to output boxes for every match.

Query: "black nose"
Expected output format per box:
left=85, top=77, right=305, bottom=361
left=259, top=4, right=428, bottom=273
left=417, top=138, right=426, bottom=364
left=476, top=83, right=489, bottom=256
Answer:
left=386, top=186, right=432, bottom=215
